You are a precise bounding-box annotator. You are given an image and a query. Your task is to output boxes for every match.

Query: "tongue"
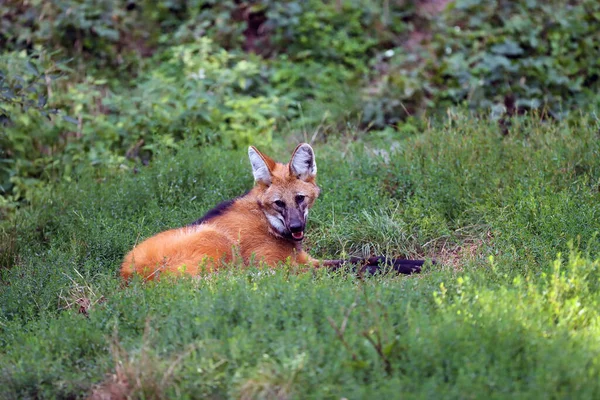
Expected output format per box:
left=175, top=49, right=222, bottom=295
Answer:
left=292, top=231, right=304, bottom=240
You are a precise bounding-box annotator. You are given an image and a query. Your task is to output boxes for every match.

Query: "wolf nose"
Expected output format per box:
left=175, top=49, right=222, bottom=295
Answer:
left=289, top=223, right=303, bottom=232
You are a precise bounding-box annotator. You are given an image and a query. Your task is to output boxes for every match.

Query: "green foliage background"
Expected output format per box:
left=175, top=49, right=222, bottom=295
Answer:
left=2, top=0, right=600, bottom=208
left=1, top=1, right=600, bottom=398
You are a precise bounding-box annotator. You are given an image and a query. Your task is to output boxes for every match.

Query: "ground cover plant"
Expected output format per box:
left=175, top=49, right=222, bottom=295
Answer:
left=1, top=114, right=600, bottom=398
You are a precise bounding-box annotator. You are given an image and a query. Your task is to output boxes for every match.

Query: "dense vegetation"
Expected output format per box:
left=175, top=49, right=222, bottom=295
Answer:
left=2, top=0, right=599, bottom=209
left=2, top=118, right=600, bottom=398
left=1, top=1, right=600, bottom=398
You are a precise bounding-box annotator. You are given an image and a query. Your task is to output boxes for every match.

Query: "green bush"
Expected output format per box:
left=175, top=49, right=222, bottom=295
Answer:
left=0, top=39, right=294, bottom=207
left=363, top=0, right=600, bottom=127
left=0, top=50, right=70, bottom=204
left=2, top=0, right=600, bottom=213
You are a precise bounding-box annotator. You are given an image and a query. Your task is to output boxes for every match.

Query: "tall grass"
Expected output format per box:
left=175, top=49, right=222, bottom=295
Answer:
left=1, top=114, right=599, bottom=398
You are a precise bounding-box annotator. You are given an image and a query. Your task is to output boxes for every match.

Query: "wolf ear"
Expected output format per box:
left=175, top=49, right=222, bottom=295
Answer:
left=289, top=143, right=317, bottom=181
left=248, top=146, right=276, bottom=186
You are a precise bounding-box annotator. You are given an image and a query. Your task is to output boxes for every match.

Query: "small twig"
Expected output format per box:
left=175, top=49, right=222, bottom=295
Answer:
left=44, top=72, right=53, bottom=100
left=144, top=259, right=166, bottom=280
left=361, top=329, right=392, bottom=375
left=326, top=299, right=359, bottom=361
left=360, top=281, right=393, bottom=375
left=160, top=343, right=197, bottom=388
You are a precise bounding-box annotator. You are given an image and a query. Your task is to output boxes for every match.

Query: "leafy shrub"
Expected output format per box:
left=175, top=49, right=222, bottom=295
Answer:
left=0, top=50, right=70, bottom=203
left=56, top=38, right=287, bottom=151
left=363, top=0, right=600, bottom=127
left=3, top=0, right=600, bottom=211
left=441, top=0, right=600, bottom=114
left=1, top=39, right=292, bottom=207
left=0, top=0, right=163, bottom=76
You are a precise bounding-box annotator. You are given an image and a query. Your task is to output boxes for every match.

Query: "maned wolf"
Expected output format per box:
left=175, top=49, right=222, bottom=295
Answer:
left=121, top=144, right=424, bottom=281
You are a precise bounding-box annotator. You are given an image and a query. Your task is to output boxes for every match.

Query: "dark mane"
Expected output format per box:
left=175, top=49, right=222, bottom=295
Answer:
left=189, top=191, right=250, bottom=226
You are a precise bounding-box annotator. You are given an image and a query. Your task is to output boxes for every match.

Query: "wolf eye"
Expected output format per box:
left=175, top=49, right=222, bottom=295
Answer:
left=295, top=195, right=305, bottom=203
left=274, top=200, right=286, bottom=208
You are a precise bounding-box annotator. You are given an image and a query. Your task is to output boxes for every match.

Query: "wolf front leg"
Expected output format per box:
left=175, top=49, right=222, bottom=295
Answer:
left=307, top=255, right=425, bottom=275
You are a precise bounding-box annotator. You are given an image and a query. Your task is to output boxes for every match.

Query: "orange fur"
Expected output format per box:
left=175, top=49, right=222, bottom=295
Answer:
left=120, top=144, right=320, bottom=281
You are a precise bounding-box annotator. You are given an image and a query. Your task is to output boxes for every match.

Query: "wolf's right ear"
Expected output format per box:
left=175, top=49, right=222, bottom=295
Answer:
left=248, top=146, right=275, bottom=186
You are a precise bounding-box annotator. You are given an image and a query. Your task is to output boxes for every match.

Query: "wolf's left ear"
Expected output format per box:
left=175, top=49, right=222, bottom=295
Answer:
left=289, top=143, right=317, bottom=181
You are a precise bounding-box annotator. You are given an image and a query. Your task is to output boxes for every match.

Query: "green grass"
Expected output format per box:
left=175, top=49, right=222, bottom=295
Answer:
left=1, top=115, right=600, bottom=399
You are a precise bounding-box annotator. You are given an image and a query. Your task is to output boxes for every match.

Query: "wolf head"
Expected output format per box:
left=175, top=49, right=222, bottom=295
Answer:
left=248, top=143, right=320, bottom=242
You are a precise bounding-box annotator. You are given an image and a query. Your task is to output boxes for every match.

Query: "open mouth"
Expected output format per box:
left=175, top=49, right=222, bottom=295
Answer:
left=291, top=231, right=304, bottom=241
